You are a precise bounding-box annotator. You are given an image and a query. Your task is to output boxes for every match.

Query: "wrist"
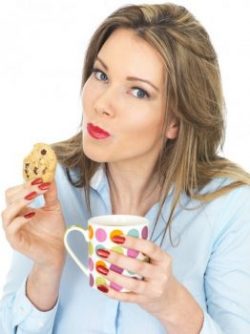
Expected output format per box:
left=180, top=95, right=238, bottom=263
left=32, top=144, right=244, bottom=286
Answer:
left=33, top=260, right=65, bottom=275
left=154, top=276, right=180, bottom=323
left=156, top=277, right=204, bottom=334
left=26, top=262, right=64, bottom=311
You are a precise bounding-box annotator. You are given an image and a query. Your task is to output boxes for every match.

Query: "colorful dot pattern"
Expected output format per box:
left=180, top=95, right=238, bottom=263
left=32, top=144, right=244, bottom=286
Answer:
left=95, top=276, right=107, bottom=287
left=111, top=245, right=124, bottom=255
left=88, top=225, right=94, bottom=239
left=127, top=228, right=139, bottom=238
left=87, top=223, right=149, bottom=290
left=88, top=242, right=94, bottom=256
left=91, top=226, right=148, bottom=244
left=88, top=257, right=94, bottom=271
left=110, top=281, right=123, bottom=292
left=110, top=264, right=123, bottom=274
left=110, top=229, right=124, bottom=240
left=127, top=248, right=139, bottom=258
left=95, top=228, right=107, bottom=242
left=89, top=274, right=94, bottom=287
left=96, top=260, right=106, bottom=269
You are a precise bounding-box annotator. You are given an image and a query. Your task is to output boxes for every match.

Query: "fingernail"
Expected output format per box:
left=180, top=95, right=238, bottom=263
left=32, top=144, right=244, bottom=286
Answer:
left=112, top=235, right=125, bottom=244
left=31, top=178, right=43, bottom=185
left=24, top=212, right=36, bottom=219
left=38, top=182, right=51, bottom=190
left=96, top=249, right=110, bottom=258
left=24, top=191, right=37, bottom=201
left=96, top=265, right=109, bottom=276
left=97, top=285, right=109, bottom=293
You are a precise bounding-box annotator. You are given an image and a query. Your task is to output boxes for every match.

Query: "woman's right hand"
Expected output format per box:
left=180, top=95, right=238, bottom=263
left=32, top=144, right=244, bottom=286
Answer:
left=1, top=178, right=66, bottom=271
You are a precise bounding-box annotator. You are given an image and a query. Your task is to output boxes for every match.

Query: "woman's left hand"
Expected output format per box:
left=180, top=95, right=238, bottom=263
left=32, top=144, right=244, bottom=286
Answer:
left=96, top=235, right=178, bottom=319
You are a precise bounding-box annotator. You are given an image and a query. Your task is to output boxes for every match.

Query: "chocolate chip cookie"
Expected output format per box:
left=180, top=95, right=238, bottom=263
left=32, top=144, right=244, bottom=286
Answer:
left=23, top=143, right=57, bottom=182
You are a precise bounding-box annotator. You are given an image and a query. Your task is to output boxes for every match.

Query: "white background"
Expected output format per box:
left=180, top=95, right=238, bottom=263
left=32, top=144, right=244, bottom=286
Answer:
left=0, top=0, right=249, bottom=295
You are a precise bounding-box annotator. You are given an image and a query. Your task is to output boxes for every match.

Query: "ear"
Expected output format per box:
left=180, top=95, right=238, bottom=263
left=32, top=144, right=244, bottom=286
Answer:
left=165, top=119, right=179, bottom=140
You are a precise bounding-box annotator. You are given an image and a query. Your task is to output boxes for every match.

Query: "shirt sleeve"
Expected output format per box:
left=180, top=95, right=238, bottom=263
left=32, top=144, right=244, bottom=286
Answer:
left=0, top=196, right=59, bottom=334
left=199, top=312, right=223, bottom=333
left=0, top=253, right=59, bottom=334
left=201, top=185, right=250, bottom=333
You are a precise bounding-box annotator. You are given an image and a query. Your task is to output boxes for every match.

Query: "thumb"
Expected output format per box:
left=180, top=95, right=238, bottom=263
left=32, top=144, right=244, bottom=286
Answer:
left=43, top=181, right=60, bottom=208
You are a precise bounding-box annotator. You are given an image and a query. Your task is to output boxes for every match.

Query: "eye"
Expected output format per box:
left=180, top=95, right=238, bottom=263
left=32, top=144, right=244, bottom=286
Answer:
left=131, top=87, right=150, bottom=99
left=92, top=68, right=108, bottom=81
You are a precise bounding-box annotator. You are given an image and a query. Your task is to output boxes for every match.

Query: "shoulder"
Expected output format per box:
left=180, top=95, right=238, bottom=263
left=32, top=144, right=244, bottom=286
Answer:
left=203, top=177, right=250, bottom=211
left=202, top=178, right=250, bottom=247
left=186, top=177, right=250, bottom=218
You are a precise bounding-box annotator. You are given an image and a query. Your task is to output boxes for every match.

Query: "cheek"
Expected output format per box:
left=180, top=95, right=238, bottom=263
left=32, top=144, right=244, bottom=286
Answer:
left=82, top=80, right=98, bottom=114
left=127, top=107, right=164, bottom=137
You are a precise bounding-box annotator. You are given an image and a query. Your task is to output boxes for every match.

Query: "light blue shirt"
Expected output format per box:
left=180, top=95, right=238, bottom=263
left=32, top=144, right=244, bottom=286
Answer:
left=1, top=164, right=250, bottom=333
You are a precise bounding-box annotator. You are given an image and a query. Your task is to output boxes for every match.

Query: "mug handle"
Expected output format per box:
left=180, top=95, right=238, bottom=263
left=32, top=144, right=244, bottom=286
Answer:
left=64, top=225, right=89, bottom=277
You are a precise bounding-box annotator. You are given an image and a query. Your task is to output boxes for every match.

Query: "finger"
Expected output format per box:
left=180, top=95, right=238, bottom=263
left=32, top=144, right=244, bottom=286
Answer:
left=43, top=181, right=59, bottom=208
left=5, top=178, right=43, bottom=205
left=97, top=283, right=144, bottom=304
left=96, top=248, right=154, bottom=279
left=6, top=212, right=35, bottom=237
left=2, top=191, right=41, bottom=227
left=19, top=206, right=35, bottom=217
left=96, top=267, right=169, bottom=303
left=5, top=184, right=26, bottom=205
left=99, top=265, right=148, bottom=294
left=113, top=235, right=165, bottom=262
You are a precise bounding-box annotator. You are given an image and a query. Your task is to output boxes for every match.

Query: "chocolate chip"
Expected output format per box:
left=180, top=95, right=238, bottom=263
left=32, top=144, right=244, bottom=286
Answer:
left=34, top=167, right=38, bottom=175
left=42, top=167, right=47, bottom=175
left=41, top=149, right=47, bottom=155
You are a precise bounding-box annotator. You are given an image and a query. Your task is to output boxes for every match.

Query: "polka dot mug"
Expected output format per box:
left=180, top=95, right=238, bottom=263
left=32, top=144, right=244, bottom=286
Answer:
left=64, top=215, right=149, bottom=292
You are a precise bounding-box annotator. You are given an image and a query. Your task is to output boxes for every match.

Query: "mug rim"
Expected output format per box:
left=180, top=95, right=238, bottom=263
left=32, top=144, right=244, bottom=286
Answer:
left=88, top=214, right=149, bottom=226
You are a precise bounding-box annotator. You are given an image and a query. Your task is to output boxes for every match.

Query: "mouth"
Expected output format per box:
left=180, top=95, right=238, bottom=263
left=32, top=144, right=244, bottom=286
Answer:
left=87, top=123, right=111, bottom=140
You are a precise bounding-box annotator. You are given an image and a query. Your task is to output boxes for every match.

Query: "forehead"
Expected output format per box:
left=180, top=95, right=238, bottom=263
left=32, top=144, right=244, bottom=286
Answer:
left=97, top=28, right=165, bottom=86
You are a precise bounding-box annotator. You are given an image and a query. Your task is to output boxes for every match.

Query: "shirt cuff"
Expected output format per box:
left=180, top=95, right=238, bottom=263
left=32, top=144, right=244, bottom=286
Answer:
left=12, top=278, right=58, bottom=333
left=200, top=311, right=223, bottom=334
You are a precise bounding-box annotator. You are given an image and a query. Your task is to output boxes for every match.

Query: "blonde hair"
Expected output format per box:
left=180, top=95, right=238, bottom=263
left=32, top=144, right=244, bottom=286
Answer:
left=52, top=3, right=250, bottom=243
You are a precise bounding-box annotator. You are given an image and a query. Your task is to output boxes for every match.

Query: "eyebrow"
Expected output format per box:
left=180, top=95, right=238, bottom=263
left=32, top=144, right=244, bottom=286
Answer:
left=95, top=56, right=160, bottom=92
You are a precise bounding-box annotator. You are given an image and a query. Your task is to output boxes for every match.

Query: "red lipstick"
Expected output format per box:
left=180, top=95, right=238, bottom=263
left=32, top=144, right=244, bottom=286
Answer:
left=87, top=123, right=111, bottom=140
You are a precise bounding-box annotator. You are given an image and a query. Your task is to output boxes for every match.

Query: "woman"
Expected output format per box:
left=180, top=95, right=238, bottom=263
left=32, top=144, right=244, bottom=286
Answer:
left=1, top=3, right=250, bottom=333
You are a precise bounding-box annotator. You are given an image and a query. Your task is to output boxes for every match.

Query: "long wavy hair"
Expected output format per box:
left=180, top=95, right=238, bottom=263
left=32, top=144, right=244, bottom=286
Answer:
left=52, top=3, right=250, bottom=244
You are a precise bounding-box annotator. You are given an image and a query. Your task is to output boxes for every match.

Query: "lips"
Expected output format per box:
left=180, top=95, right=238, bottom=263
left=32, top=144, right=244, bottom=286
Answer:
left=87, top=123, right=111, bottom=140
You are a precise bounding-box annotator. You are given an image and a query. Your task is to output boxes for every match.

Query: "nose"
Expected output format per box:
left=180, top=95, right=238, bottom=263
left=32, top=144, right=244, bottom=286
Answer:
left=94, top=87, right=115, bottom=118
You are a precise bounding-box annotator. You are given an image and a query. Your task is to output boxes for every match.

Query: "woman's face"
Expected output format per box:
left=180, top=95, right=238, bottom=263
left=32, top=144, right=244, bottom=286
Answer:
left=82, top=28, right=177, bottom=166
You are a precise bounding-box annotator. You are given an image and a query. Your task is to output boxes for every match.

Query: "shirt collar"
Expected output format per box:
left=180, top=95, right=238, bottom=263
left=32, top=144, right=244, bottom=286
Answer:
left=89, top=164, right=108, bottom=193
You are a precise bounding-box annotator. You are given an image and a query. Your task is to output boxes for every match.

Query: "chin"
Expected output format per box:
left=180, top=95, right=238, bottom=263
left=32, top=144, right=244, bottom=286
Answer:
left=82, top=143, right=108, bottom=163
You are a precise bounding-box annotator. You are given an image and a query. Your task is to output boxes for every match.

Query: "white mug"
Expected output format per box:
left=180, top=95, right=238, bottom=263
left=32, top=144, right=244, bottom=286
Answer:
left=64, top=214, right=149, bottom=292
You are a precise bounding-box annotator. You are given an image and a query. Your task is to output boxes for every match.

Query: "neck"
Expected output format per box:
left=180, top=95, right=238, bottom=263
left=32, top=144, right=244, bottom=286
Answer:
left=106, top=161, right=161, bottom=215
